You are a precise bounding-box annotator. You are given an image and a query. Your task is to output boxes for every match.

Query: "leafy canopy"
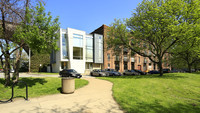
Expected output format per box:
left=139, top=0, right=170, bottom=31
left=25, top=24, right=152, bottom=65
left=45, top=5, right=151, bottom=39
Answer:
left=14, top=2, right=60, bottom=53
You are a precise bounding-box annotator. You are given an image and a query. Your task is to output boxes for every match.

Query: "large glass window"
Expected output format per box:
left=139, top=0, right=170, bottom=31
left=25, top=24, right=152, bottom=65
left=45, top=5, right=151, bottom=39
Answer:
left=73, top=47, right=83, bottom=59
left=62, top=33, right=68, bottom=59
left=98, top=36, right=103, bottom=61
left=86, top=36, right=93, bottom=60
left=73, top=34, right=83, bottom=60
left=73, top=34, right=83, bottom=47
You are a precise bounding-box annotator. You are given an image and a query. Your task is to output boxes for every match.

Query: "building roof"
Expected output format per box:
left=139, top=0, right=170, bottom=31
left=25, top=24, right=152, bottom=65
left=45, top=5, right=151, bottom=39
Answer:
left=90, top=24, right=108, bottom=35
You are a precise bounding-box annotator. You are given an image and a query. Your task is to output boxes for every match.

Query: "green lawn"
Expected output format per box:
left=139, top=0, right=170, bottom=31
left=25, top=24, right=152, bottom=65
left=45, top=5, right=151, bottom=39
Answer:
left=0, top=77, right=88, bottom=100
left=29, top=72, right=59, bottom=75
left=99, top=73, right=200, bottom=113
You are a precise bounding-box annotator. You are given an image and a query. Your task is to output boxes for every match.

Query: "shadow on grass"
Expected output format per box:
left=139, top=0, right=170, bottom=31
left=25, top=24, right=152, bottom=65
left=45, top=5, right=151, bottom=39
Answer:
left=106, top=73, right=187, bottom=80
left=57, top=87, right=62, bottom=93
left=0, top=78, right=5, bottom=85
left=125, top=101, right=200, bottom=113
left=18, top=78, right=47, bottom=88
left=0, top=78, right=47, bottom=88
left=192, top=72, right=200, bottom=75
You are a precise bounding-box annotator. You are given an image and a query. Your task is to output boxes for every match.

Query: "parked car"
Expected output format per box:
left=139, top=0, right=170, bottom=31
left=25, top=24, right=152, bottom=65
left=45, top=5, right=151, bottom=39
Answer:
left=90, top=69, right=108, bottom=77
left=134, top=69, right=148, bottom=75
left=148, top=70, right=160, bottom=74
left=123, top=70, right=139, bottom=75
left=163, top=68, right=170, bottom=73
left=170, top=69, right=179, bottom=73
left=59, top=69, right=82, bottom=78
left=105, top=69, right=122, bottom=76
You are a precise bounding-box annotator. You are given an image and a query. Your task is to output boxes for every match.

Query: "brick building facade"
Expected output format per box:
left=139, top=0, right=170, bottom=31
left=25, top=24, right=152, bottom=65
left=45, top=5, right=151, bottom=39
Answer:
left=91, top=24, right=170, bottom=72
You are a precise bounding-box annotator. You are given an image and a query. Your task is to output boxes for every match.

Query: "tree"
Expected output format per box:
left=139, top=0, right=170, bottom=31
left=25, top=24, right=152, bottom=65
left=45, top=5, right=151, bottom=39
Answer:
left=12, top=2, right=59, bottom=82
left=0, top=0, right=23, bottom=86
left=0, top=1, right=59, bottom=85
left=171, top=38, right=200, bottom=72
left=108, top=0, right=200, bottom=76
left=169, top=0, right=200, bottom=73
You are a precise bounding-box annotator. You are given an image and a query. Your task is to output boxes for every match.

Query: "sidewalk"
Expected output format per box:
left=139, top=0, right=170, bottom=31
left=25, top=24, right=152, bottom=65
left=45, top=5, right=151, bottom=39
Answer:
left=0, top=78, right=124, bottom=113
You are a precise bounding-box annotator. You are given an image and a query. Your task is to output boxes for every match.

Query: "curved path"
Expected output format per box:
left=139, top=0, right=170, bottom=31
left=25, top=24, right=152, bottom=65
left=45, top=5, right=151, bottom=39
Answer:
left=0, top=78, right=124, bottom=113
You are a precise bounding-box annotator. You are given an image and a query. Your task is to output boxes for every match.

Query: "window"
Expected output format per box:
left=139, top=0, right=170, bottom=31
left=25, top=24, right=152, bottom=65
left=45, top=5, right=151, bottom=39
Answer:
left=107, top=53, right=110, bottom=61
left=73, top=34, right=83, bottom=47
left=61, top=62, right=68, bottom=69
left=108, top=63, right=110, bottom=68
left=73, top=47, right=83, bottom=59
left=98, top=37, right=103, bottom=61
left=86, top=63, right=93, bottom=69
left=73, top=34, right=83, bottom=60
left=62, top=33, right=68, bottom=59
left=124, top=62, right=128, bottom=70
left=115, top=62, right=120, bottom=71
left=86, top=36, right=93, bottom=60
left=86, top=49, right=93, bottom=59
left=139, top=57, right=140, bottom=63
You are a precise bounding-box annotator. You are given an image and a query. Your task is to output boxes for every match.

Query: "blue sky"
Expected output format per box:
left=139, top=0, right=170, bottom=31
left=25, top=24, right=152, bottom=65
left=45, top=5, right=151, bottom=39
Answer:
left=45, top=0, right=143, bottom=33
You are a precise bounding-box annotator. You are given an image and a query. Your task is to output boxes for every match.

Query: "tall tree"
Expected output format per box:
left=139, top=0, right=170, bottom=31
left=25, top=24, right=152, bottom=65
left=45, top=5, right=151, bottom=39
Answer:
left=0, top=0, right=23, bottom=86
left=12, top=2, right=59, bottom=82
left=171, top=38, right=200, bottom=73
left=0, top=0, right=59, bottom=85
left=170, top=0, right=200, bottom=73
left=108, top=0, right=200, bottom=76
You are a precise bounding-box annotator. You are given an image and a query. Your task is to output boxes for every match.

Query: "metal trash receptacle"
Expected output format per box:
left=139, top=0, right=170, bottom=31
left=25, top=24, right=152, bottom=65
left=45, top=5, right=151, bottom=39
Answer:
left=61, top=77, right=75, bottom=94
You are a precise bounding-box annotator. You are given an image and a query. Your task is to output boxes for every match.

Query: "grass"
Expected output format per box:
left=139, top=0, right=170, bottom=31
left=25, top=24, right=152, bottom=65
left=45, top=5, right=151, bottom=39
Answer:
left=0, top=77, right=88, bottom=100
left=29, top=72, right=59, bottom=75
left=98, top=73, right=200, bottom=113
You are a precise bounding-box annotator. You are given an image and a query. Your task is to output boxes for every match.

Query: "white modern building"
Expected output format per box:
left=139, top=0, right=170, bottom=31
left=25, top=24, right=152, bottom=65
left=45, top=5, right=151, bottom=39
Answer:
left=50, top=28, right=103, bottom=74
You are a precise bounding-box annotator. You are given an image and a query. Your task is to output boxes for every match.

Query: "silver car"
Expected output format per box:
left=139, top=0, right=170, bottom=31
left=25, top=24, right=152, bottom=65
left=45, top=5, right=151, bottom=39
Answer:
left=90, top=69, right=108, bottom=77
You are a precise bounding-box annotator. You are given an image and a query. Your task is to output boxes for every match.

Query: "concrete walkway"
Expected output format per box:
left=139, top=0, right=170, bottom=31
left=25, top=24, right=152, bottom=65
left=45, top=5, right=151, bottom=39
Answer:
left=0, top=78, right=124, bottom=113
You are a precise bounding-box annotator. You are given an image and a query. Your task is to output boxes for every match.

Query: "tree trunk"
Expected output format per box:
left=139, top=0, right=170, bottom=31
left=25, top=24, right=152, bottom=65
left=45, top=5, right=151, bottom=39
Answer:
left=188, top=63, right=192, bottom=73
left=13, top=47, right=22, bottom=82
left=4, top=53, right=11, bottom=86
left=158, top=58, right=163, bottom=76
left=1, top=8, right=11, bottom=86
left=194, top=63, right=197, bottom=72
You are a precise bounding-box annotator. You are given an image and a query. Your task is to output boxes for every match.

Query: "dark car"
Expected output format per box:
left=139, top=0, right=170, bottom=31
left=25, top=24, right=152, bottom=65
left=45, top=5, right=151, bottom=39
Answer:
left=134, top=69, right=147, bottom=75
left=148, top=70, right=160, bottom=74
left=105, top=69, right=122, bottom=76
left=123, top=70, right=139, bottom=75
left=170, top=69, right=179, bottom=73
left=59, top=69, right=82, bottom=78
left=163, top=68, right=170, bottom=73
left=90, top=69, right=108, bottom=77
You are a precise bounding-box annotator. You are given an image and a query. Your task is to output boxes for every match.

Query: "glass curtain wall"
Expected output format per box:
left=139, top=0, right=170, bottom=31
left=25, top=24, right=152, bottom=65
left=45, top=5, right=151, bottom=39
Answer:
left=62, top=33, right=68, bottom=59
left=73, top=34, right=83, bottom=59
left=86, top=36, right=93, bottom=60
left=98, top=36, right=103, bottom=61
